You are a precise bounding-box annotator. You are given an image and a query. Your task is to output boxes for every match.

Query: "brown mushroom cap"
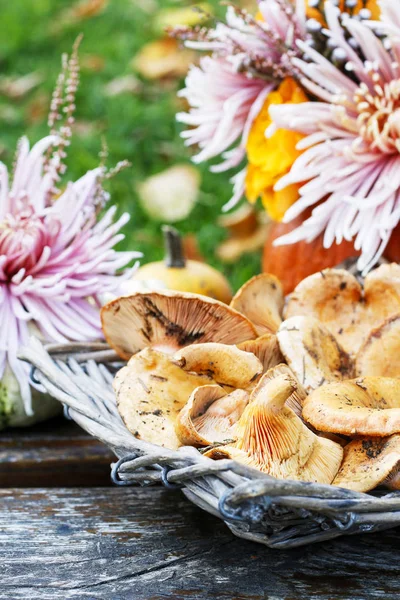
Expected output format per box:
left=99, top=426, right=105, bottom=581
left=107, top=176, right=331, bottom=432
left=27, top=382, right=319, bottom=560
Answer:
left=114, top=348, right=217, bottom=450
left=333, top=435, right=400, bottom=493
left=356, top=314, right=400, bottom=378
left=284, top=264, right=400, bottom=356
left=176, top=385, right=249, bottom=447
left=173, top=343, right=263, bottom=388
left=277, top=316, right=353, bottom=393
left=102, top=290, right=257, bottom=360
left=206, top=373, right=343, bottom=483
left=303, top=377, right=400, bottom=437
left=230, top=273, right=284, bottom=335
left=237, top=333, right=284, bottom=373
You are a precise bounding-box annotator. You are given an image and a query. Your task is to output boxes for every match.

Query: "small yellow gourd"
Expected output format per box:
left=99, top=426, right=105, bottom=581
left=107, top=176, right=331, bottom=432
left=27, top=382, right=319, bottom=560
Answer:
left=133, top=226, right=233, bottom=303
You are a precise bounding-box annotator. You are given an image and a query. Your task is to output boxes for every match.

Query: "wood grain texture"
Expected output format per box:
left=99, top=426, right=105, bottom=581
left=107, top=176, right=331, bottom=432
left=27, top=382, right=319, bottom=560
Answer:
left=0, top=487, right=399, bottom=600
left=0, top=418, right=114, bottom=487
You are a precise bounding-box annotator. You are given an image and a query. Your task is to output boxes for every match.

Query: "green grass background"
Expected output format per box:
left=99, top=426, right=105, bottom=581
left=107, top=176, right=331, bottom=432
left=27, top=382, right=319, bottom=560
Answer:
left=0, top=0, right=262, bottom=292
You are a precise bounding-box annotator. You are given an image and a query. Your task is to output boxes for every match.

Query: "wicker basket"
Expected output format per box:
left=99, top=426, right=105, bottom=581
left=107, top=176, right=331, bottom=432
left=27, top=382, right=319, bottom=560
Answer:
left=19, top=338, right=400, bottom=549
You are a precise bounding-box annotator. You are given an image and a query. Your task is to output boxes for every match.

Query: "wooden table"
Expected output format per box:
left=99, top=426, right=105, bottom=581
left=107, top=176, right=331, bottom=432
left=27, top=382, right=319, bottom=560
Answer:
left=1, top=417, right=399, bottom=600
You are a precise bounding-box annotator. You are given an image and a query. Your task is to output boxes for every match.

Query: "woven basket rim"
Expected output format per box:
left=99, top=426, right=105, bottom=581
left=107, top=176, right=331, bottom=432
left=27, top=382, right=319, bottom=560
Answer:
left=18, top=339, right=400, bottom=549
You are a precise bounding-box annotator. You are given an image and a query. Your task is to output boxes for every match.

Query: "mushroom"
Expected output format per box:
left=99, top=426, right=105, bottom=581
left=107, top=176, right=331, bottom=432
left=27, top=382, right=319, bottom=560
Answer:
left=302, top=377, right=400, bottom=437
left=277, top=316, right=353, bottom=393
left=384, top=467, right=400, bottom=490
left=333, top=435, right=400, bottom=493
left=176, top=385, right=249, bottom=447
left=257, top=363, right=306, bottom=417
left=114, top=348, right=218, bottom=450
left=101, top=290, right=257, bottom=360
left=356, top=314, right=400, bottom=378
left=237, top=333, right=284, bottom=373
left=206, top=373, right=343, bottom=483
left=284, top=264, right=400, bottom=356
left=230, top=273, right=284, bottom=335
left=173, top=343, right=263, bottom=388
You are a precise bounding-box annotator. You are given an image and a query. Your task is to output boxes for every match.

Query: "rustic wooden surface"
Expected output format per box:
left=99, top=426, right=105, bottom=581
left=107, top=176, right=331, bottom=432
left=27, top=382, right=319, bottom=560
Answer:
left=1, top=417, right=400, bottom=599
left=0, top=417, right=114, bottom=487
left=1, top=486, right=399, bottom=600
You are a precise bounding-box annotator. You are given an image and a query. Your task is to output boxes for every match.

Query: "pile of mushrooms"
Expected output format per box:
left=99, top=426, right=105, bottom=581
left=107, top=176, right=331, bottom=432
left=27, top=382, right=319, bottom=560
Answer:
left=101, top=264, right=400, bottom=493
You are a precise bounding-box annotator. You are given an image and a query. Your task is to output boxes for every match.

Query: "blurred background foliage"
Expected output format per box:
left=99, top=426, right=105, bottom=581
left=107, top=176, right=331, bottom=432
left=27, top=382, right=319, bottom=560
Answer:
left=0, top=0, right=261, bottom=291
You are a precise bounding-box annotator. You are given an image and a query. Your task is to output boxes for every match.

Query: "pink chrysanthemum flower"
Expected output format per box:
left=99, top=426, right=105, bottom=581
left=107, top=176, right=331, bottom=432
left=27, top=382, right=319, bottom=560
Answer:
left=372, top=2, right=400, bottom=36
left=177, top=56, right=270, bottom=173
left=269, top=0, right=400, bottom=273
left=175, top=1, right=307, bottom=206
left=1, top=41, right=139, bottom=416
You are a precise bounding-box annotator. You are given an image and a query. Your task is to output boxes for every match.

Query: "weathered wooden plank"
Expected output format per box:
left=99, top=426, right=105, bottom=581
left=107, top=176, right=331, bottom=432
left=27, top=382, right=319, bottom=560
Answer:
left=0, top=418, right=114, bottom=487
left=0, top=487, right=399, bottom=599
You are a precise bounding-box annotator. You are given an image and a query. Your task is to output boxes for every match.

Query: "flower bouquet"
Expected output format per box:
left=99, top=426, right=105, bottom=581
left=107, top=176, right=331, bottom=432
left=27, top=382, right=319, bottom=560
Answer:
left=174, top=0, right=400, bottom=291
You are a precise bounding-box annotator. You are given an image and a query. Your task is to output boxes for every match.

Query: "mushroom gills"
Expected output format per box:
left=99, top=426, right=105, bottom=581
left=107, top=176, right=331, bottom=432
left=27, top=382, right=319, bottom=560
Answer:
left=176, top=385, right=249, bottom=447
left=206, top=373, right=343, bottom=484
left=384, top=467, right=400, bottom=490
left=101, top=289, right=257, bottom=360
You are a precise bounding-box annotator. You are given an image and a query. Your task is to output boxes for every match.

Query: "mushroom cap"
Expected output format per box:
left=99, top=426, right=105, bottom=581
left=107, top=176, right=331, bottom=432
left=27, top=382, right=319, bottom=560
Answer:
left=277, top=316, right=353, bottom=393
left=356, top=314, right=400, bottom=378
left=303, top=377, right=400, bottom=437
left=230, top=273, right=284, bottom=335
left=102, top=290, right=257, bottom=360
left=173, top=343, right=263, bottom=389
left=176, top=385, right=249, bottom=447
left=114, top=348, right=217, bottom=449
left=284, top=264, right=400, bottom=355
left=255, top=363, right=306, bottom=417
left=237, top=333, right=284, bottom=373
left=207, top=373, right=343, bottom=483
left=333, top=435, right=400, bottom=493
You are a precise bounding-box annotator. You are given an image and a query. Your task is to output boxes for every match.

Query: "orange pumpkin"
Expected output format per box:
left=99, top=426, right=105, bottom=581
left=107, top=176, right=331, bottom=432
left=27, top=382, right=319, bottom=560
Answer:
left=263, top=211, right=400, bottom=294
left=384, top=232, right=400, bottom=265
left=262, top=220, right=356, bottom=295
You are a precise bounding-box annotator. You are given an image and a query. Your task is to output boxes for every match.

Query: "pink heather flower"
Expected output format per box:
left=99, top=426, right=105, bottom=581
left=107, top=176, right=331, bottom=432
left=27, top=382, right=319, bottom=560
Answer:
left=0, top=137, right=139, bottom=416
left=269, top=0, right=400, bottom=274
left=176, top=1, right=307, bottom=205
